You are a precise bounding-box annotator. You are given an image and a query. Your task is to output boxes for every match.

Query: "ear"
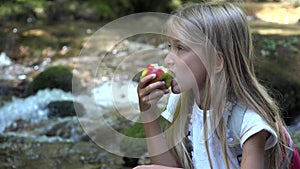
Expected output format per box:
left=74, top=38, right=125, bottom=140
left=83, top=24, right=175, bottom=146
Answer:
left=215, top=52, right=224, bottom=73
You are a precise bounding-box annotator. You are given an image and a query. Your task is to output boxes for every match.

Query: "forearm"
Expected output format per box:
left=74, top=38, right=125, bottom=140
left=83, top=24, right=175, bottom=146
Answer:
left=137, top=73, right=179, bottom=167
left=141, top=113, right=180, bottom=167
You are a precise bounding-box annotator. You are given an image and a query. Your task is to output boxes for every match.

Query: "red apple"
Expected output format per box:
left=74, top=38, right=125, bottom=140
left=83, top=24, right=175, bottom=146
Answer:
left=140, top=64, right=173, bottom=89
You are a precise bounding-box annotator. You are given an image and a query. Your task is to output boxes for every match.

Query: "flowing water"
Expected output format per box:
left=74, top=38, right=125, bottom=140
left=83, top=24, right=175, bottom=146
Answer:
left=1, top=12, right=300, bottom=168
left=0, top=26, right=169, bottom=168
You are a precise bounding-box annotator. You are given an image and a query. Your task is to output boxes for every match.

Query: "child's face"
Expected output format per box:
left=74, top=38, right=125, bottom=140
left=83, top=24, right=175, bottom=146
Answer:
left=165, top=38, right=207, bottom=95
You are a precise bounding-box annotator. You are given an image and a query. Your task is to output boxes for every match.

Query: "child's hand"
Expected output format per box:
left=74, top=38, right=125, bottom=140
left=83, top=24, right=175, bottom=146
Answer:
left=137, top=74, right=169, bottom=112
left=133, top=165, right=183, bottom=169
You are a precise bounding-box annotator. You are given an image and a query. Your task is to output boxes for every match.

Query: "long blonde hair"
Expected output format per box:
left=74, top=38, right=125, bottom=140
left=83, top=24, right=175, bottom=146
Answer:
left=165, top=2, right=288, bottom=169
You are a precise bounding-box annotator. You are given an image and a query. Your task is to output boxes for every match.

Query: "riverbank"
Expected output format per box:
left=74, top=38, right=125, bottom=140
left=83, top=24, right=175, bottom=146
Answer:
left=0, top=2, right=299, bottom=168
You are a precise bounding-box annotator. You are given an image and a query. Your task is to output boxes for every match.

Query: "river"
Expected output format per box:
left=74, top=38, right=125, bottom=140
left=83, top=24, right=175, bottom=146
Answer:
left=1, top=13, right=300, bottom=168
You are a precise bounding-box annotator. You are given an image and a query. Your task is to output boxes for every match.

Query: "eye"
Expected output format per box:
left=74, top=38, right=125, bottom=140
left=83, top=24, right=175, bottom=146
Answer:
left=166, top=40, right=186, bottom=53
left=177, top=45, right=184, bottom=51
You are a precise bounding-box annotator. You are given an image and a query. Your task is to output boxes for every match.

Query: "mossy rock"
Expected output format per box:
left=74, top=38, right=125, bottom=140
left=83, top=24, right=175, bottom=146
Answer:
left=120, top=116, right=169, bottom=158
left=122, top=116, right=169, bottom=139
left=122, top=157, right=139, bottom=168
left=27, top=66, right=81, bottom=95
left=121, top=122, right=146, bottom=156
left=46, top=100, right=85, bottom=119
left=123, top=122, right=145, bottom=139
left=120, top=122, right=146, bottom=167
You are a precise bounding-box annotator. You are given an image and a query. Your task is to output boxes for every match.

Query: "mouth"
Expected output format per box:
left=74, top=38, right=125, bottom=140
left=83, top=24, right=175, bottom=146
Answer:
left=168, top=70, right=176, bottom=84
left=168, top=70, right=175, bottom=78
left=171, top=76, right=177, bottom=87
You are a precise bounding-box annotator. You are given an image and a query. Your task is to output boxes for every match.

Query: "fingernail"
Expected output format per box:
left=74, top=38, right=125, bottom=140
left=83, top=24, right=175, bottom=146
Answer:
left=164, top=89, right=169, bottom=94
left=151, top=74, right=156, bottom=78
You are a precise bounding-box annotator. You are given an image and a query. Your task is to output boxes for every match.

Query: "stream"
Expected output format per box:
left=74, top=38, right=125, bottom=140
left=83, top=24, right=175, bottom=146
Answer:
left=1, top=13, right=300, bottom=168
left=0, top=15, right=171, bottom=168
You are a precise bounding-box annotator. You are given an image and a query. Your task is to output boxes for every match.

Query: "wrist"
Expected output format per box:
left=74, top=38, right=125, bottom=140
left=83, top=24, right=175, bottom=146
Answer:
left=140, top=109, right=160, bottom=124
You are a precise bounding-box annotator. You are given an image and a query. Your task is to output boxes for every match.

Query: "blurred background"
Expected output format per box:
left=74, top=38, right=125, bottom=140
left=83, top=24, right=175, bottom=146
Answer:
left=0, top=0, right=299, bottom=168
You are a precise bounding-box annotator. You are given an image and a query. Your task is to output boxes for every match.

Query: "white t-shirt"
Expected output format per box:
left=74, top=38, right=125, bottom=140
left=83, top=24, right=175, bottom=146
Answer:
left=161, top=93, right=278, bottom=169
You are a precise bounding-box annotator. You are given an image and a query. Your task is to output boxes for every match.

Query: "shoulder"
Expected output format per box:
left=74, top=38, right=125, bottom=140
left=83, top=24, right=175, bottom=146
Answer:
left=240, top=109, right=278, bottom=150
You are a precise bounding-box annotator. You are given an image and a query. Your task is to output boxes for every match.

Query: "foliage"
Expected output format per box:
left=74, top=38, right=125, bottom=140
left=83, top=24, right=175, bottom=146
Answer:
left=288, top=0, right=300, bottom=7
left=253, top=34, right=300, bottom=125
left=27, top=66, right=81, bottom=95
left=0, top=0, right=46, bottom=22
left=120, top=116, right=169, bottom=156
left=290, top=129, right=300, bottom=153
left=257, top=36, right=299, bottom=57
left=2, top=0, right=299, bottom=23
left=123, top=122, right=145, bottom=138
left=0, top=0, right=178, bottom=22
left=122, top=116, right=168, bottom=138
left=120, top=122, right=146, bottom=156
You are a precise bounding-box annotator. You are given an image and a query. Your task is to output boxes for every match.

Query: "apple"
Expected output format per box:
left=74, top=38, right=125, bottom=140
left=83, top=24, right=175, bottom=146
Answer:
left=140, top=64, right=173, bottom=89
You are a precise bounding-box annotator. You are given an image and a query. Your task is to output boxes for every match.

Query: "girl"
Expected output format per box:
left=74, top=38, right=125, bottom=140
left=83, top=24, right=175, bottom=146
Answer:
left=135, top=2, right=298, bottom=169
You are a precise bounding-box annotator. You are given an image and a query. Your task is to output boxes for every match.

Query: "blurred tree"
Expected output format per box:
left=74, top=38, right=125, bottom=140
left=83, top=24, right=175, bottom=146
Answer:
left=129, top=0, right=173, bottom=13
left=0, top=0, right=46, bottom=22
left=0, top=0, right=179, bottom=22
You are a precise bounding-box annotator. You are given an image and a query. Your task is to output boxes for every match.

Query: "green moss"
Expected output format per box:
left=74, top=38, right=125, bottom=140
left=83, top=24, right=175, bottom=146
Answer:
left=122, top=116, right=169, bottom=138
left=123, top=122, right=145, bottom=138
left=120, top=116, right=169, bottom=156
left=120, top=122, right=147, bottom=157
left=27, top=65, right=80, bottom=95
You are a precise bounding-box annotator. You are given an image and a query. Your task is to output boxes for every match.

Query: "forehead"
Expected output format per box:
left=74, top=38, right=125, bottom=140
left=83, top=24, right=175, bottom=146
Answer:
left=166, top=28, right=184, bottom=43
left=166, top=23, right=203, bottom=48
left=166, top=31, right=202, bottom=51
left=166, top=31, right=190, bottom=46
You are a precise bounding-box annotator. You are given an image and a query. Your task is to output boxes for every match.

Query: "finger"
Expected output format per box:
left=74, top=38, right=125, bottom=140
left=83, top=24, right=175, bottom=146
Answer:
left=140, top=81, right=165, bottom=97
left=138, top=74, right=156, bottom=89
left=142, top=89, right=165, bottom=103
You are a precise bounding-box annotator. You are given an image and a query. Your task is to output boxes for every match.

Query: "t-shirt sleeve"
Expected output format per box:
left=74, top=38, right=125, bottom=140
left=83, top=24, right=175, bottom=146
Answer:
left=160, top=93, right=180, bottom=122
left=240, top=109, right=278, bottom=150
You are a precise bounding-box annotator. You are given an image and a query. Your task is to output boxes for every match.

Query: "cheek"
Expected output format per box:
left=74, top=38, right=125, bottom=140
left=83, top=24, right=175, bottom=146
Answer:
left=193, top=64, right=206, bottom=83
left=186, top=60, right=207, bottom=89
left=176, top=64, right=194, bottom=81
left=175, top=67, right=199, bottom=89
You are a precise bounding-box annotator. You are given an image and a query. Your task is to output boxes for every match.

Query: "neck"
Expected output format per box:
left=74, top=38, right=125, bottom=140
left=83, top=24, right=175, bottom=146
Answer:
left=193, top=87, right=204, bottom=109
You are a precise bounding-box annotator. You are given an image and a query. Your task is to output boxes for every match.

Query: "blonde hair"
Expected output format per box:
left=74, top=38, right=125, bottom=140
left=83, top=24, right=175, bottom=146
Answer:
left=165, top=2, right=288, bottom=169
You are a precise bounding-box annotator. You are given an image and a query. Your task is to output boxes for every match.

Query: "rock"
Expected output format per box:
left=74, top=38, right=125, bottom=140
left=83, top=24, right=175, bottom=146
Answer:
left=44, top=117, right=85, bottom=141
left=0, top=134, right=128, bottom=169
left=122, top=157, right=139, bottom=168
left=0, top=81, right=29, bottom=98
left=47, top=100, right=85, bottom=118
left=27, top=66, right=82, bottom=95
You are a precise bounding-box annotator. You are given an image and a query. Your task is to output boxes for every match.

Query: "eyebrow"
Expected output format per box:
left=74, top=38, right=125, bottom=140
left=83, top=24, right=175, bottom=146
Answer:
left=168, top=38, right=182, bottom=44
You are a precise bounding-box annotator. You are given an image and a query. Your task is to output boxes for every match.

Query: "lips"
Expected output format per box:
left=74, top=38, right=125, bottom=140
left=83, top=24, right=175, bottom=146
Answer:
left=171, top=78, right=181, bottom=94
left=168, top=70, right=180, bottom=93
left=168, top=70, right=176, bottom=86
left=171, top=78, right=177, bottom=87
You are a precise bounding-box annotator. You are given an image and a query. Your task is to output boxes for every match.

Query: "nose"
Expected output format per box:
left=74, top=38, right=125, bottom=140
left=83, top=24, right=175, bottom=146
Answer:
left=164, top=52, right=174, bottom=67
